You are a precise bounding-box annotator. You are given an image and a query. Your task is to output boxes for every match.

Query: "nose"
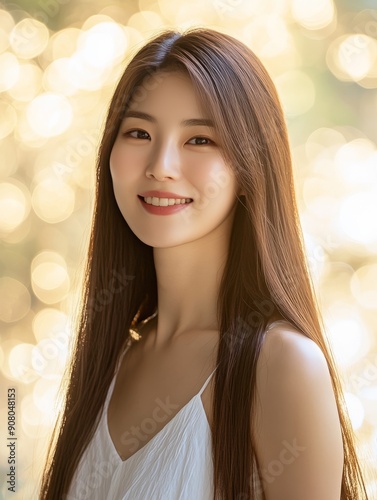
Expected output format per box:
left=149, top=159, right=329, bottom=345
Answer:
left=145, top=139, right=180, bottom=181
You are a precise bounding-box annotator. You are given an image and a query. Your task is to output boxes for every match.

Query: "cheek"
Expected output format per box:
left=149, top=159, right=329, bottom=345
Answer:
left=186, top=160, right=237, bottom=204
left=109, top=147, right=131, bottom=213
left=109, top=144, right=137, bottom=184
left=109, top=146, right=122, bottom=182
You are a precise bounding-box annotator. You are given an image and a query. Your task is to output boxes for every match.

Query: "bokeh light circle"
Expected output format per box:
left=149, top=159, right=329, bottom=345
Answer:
left=77, top=21, right=128, bottom=69
left=50, top=27, right=81, bottom=59
left=8, top=62, right=42, bottom=102
left=8, top=343, right=37, bottom=383
left=0, top=101, right=17, bottom=139
left=0, top=51, right=20, bottom=92
left=32, top=178, right=75, bottom=223
left=0, top=9, right=15, bottom=53
left=328, top=318, right=368, bottom=366
left=26, top=93, right=73, bottom=137
left=351, top=264, right=377, bottom=309
left=359, top=386, right=377, bottom=428
left=338, top=193, right=377, bottom=245
left=43, top=58, right=78, bottom=95
left=327, top=34, right=377, bottom=83
left=33, top=378, right=61, bottom=414
left=291, top=0, right=335, bottom=30
left=0, top=181, right=30, bottom=232
left=32, top=307, right=70, bottom=342
left=32, top=337, right=69, bottom=379
left=31, top=251, right=70, bottom=304
left=10, top=18, right=49, bottom=59
left=0, top=277, right=31, bottom=323
left=275, top=70, right=315, bottom=116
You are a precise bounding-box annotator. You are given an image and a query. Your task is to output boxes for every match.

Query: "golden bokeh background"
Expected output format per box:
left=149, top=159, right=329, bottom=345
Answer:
left=0, top=0, right=376, bottom=497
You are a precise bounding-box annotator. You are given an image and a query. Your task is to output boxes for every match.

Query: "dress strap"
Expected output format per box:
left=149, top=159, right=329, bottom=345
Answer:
left=198, top=365, right=219, bottom=396
left=198, top=321, right=291, bottom=397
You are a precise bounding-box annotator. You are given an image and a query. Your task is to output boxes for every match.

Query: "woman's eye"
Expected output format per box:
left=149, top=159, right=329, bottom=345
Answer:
left=187, top=136, right=213, bottom=146
left=124, top=129, right=150, bottom=140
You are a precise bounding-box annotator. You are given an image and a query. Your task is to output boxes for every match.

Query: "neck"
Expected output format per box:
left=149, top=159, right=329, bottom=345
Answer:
left=148, top=224, right=233, bottom=349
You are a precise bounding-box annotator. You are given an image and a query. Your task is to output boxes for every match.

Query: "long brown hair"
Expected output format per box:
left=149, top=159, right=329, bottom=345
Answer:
left=40, top=27, right=369, bottom=499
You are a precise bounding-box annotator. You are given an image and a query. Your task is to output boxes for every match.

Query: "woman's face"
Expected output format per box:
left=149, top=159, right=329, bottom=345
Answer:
left=109, top=70, right=241, bottom=248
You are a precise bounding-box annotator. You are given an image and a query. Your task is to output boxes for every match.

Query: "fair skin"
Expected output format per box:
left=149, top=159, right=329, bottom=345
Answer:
left=110, top=70, right=241, bottom=348
left=108, top=70, right=344, bottom=497
left=253, top=326, right=345, bottom=499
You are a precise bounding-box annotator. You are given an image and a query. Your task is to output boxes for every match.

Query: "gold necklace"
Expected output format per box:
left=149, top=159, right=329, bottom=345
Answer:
left=128, top=309, right=158, bottom=342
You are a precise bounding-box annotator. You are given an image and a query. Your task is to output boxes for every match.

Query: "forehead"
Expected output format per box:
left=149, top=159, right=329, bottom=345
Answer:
left=127, top=70, right=206, bottom=116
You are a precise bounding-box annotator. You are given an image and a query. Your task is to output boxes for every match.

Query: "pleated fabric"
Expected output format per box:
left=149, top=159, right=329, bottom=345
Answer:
left=67, top=358, right=216, bottom=500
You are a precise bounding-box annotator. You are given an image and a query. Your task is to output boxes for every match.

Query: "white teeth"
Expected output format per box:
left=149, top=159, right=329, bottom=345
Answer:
left=144, top=197, right=192, bottom=206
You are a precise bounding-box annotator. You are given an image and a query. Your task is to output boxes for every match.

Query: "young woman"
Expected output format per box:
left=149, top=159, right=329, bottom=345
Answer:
left=39, top=28, right=369, bottom=499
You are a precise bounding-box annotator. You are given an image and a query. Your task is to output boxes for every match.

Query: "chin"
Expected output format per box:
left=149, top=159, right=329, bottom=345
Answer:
left=125, top=227, right=175, bottom=248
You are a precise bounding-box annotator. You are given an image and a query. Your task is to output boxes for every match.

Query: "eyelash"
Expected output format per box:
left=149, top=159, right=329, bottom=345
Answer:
left=123, top=129, right=214, bottom=146
left=125, top=129, right=150, bottom=140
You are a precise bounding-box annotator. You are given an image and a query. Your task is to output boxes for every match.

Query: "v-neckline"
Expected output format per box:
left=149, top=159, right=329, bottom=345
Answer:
left=105, top=319, right=288, bottom=465
left=105, top=387, right=208, bottom=465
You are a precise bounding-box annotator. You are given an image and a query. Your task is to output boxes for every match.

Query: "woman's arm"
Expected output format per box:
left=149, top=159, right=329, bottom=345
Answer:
left=252, top=325, right=344, bottom=500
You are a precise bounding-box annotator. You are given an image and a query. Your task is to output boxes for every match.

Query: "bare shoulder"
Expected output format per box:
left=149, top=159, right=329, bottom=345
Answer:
left=252, top=321, right=344, bottom=500
left=254, top=322, right=334, bottom=429
left=258, top=321, right=329, bottom=376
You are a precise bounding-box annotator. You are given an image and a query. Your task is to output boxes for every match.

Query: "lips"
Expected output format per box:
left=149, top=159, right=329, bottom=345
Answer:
left=138, top=195, right=192, bottom=206
left=138, top=195, right=193, bottom=215
left=139, top=190, right=193, bottom=200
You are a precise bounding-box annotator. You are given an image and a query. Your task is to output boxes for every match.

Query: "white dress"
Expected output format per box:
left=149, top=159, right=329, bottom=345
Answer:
left=67, top=351, right=217, bottom=499
left=67, top=321, right=288, bottom=499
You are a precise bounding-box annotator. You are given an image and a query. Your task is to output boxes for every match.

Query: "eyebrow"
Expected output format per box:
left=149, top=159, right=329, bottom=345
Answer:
left=122, top=110, right=215, bottom=128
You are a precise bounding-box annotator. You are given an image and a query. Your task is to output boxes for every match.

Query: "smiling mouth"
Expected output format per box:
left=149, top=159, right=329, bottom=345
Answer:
left=138, top=195, right=193, bottom=207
